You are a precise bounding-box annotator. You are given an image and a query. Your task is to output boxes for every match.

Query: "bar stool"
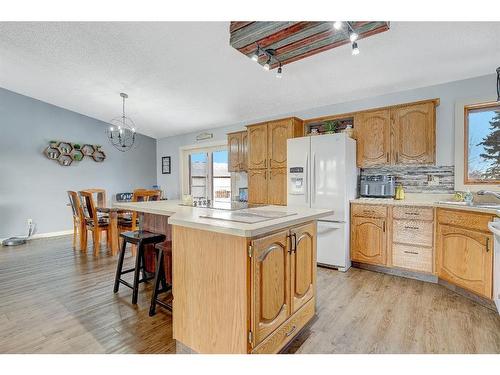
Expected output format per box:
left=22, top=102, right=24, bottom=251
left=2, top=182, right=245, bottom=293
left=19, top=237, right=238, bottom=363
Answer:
left=149, top=241, right=173, bottom=316
left=114, top=230, right=166, bottom=304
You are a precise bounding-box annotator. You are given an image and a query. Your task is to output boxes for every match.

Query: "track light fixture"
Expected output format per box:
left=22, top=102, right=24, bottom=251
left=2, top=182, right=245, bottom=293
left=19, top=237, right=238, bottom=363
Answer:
left=250, top=45, right=260, bottom=62
left=497, top=67, right=500, bottom=102
left=349, top=32, right=358, bottom=42
left=263, top=57, right=271, bottom=71
left=276, top=64, right=282, bottom=78
left=333, top=21, right=343, bottom=30
left=351, top=42, right=360, bottom=56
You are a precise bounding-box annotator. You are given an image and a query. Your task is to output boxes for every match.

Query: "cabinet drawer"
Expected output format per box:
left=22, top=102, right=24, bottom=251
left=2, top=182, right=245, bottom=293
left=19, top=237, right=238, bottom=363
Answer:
left=351, top=204, right=387, bottom=218
left=252, top=298, right=314, bottom=354
left=392, top=244, right=433, bottom=273
left=437, top=209, right=493, bottom=232
left=393, top=219, right=433, bottom=247
left=393, top=206, right=433, bottom=221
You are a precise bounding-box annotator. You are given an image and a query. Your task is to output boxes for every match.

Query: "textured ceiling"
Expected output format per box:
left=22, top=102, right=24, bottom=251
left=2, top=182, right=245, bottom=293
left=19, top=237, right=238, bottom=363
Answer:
left=0, top=21, right=499, bottom=139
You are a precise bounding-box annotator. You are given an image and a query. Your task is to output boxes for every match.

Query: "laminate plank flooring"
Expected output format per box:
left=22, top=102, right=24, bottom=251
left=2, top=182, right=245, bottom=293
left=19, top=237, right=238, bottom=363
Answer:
left=0, top=236, right=499, bottom=353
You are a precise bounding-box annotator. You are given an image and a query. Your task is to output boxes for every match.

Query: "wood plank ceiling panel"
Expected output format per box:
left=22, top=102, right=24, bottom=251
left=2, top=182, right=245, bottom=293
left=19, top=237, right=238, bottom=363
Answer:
left=229, top=21, right=390, bottom=69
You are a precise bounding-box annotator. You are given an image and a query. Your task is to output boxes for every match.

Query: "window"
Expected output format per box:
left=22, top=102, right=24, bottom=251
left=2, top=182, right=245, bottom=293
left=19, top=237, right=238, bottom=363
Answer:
left=464, top=102, right=500, bottom=184
left=181, top=144, right=231, bottom=203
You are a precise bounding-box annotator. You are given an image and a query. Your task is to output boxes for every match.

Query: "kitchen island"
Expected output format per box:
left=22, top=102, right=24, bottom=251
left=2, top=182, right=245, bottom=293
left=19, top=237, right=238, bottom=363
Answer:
left=113, top=200, right=332, bottom=354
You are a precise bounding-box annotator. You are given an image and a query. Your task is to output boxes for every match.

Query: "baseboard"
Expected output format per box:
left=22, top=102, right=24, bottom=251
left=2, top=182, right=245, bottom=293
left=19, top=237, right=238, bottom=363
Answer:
left=1, top=229, right=73, bottom=243
left=352, top=261, right=438, bottom=283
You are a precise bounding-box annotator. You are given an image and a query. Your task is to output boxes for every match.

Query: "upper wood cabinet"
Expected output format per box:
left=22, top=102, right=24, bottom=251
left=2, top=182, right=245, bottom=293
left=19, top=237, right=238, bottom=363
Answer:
left=248, top=117, right=303, bottom=170
left=353, top=99, right=438, bottom=168
left=355, top=109, right=391, bottom=167
left=392, top=102, right=435, bottom=165
left=227, top=131, right=248, bottom=172
left=290, top=222, right=316, bottom=314
left=248, top=125, right=268, bottom=169
left=251, top=229, right=290, bottom=346
left=436, top=209, right=494, bottom=299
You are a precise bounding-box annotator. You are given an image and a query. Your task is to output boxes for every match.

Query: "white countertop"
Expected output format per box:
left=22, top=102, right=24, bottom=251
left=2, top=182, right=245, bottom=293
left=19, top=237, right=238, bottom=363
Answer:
left=351, top=194, right=500, bottom=216
left=113, top=200, right=333, bottom=237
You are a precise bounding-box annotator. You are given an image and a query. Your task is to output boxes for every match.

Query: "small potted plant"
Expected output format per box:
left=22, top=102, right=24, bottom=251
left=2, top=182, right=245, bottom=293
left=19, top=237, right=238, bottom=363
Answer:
left=49, top=140, right=58, bottom=147
left=73, top=144, right=81, bottom=150
left=324, top=120, right=338, bottom=134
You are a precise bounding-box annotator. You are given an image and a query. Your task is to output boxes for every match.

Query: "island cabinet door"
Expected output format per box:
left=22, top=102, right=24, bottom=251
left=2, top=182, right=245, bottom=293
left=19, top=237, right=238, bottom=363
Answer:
left=350, top=216, right=387, bottom=265
left=290, top=222, right=316, bottom=314
left=250, top=229, right=291, bottom=346
left=437, top=224, right=493, bottom=298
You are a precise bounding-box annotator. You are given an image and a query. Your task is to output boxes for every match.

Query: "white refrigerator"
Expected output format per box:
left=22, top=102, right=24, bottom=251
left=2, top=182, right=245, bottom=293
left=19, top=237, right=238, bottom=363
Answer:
left=287, top=133, right=357, bottom=271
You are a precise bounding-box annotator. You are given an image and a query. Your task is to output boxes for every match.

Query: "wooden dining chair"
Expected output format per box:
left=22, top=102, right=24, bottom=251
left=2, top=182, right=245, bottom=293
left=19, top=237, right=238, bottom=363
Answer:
left=67, top=191, right=85, bottom=250
left=80, top=190, right=110, bottom=255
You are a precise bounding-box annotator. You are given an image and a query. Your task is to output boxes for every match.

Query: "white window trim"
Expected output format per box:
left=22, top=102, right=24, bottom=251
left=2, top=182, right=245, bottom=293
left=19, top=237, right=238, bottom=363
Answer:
left=455, top=97, right=500, bottom=192
left=178, top=140, right=228, bottom=198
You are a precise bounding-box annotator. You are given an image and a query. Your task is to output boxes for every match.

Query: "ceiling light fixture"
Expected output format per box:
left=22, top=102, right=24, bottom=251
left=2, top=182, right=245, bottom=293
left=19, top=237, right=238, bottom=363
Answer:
left=276, top=64, right=283, bottom=78
left=351, top=42, right=360, bottom=56
left=497, top=67, right=500, bottom=102
left=333, top=21, right=343, bottom=30
left=263, top=58, right=271, bottom=71
left=250, top=45, right=260, bottom=62
left=349, top=32, right=358, bottom=42
left=106, top=93, right=136, bottom=152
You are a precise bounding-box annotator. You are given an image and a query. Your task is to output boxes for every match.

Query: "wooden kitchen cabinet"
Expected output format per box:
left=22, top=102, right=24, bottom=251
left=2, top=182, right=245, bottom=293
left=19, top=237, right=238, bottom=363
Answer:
left=247, top=117, right=303, bottom=205
left=351, top=216, right=387, bottom=265
left=290, top=222, right=316, bottom=314
left=248, top=169, right=268, bottom=204
left=436, top=209, right=494, bottom=299
left=250, top=222, right=316, bottom=351
left=353, top=99, right=439, bottom=167
left=247, top=124, right=268, bottom=169
left=227, top=130, right=248, bottom=172
left=268, top=168, right=287, bottom=205
left=251, top=230, right=290, bottom=346
left=392, top=102, right=435, bottom=165
left=355, top=109, right=391, bottom=167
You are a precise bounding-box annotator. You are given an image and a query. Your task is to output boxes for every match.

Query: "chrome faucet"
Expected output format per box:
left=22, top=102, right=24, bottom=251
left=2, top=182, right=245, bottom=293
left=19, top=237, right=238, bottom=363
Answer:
left=477, top=190, right=500, bottom=199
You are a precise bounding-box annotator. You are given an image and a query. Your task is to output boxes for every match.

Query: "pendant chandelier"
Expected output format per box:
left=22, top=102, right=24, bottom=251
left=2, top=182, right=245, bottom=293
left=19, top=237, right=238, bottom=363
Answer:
left=497, top=67, right=500, bottom=102
left=106, top=93, right=136, bottom=152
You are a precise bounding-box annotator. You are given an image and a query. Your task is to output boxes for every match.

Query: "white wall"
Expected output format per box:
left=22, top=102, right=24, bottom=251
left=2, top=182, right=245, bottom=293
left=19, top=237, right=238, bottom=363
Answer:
left=157, top=73, right=497, bottom=199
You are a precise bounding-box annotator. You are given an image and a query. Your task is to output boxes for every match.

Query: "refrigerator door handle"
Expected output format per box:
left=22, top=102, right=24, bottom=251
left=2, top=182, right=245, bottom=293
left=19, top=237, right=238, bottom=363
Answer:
left=312, top=153, right=316, bottom=204
left=305, top=153, right=309, bottom=204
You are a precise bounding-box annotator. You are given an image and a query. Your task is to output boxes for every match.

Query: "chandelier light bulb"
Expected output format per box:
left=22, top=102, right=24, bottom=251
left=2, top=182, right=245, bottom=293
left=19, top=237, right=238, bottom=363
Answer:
left=352, top=42, right=360, bottom=56
left=263, top=62, right=270, bottom=71
left=333, top=21, right=343, bottom=30
left=349, top=32, right=358, bottom=42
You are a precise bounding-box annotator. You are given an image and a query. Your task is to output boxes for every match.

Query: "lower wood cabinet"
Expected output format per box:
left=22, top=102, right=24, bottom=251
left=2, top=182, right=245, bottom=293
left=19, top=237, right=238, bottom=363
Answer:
left=436, top=209, right=494, bottom=299
left=250, top=222, right=316, bottom=351
left=350, top=216, right=387, bottom=265
left=248, top=169, right=268, bottom=204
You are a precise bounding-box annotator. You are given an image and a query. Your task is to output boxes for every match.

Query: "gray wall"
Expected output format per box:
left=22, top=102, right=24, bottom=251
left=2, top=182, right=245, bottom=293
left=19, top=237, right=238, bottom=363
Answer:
left=0, top=87, right=157, bottom=238
left=157, top=73, right=497, bottom=199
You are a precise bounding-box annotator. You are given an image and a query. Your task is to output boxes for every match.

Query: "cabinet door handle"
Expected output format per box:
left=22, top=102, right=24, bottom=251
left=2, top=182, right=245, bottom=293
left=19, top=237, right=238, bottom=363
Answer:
left=396, top=152, right=399, bottom=163
left=383, top=221, right=386, bottom=232
left=403, top=250, right=419, bottom=255
left=293, top=233, right=297, bottom=253
left=486, top=237, right=490, bottom=252
left=404, top=226, right=420, bottom=230
left=264, top=159, right=267, bottom=168
left=405, top=212, right=419, bottom=216
left=287, top=234, right=293, bottom=254
left=285, top=325, right=297, bottom=337
left=386, top=152, right=389, bottom=162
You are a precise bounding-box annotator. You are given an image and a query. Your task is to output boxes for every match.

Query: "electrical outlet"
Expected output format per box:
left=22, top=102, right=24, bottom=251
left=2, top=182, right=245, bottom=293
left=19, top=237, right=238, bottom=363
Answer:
left=27, top=218, right=33, bottom=227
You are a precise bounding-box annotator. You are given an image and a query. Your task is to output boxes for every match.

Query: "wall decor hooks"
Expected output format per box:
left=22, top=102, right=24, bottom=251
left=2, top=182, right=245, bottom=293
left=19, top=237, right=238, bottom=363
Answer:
left=44, top=140, right=106, bottom=166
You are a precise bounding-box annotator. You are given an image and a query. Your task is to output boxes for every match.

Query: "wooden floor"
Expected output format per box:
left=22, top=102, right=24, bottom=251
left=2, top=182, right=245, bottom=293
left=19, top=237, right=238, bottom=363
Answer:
left=1, top=236, right=499, bottom=354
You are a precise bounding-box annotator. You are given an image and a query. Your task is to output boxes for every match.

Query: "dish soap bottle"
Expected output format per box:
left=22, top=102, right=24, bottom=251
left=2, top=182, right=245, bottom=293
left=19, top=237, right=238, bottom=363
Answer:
left=395, top=184, right=405, bottom=200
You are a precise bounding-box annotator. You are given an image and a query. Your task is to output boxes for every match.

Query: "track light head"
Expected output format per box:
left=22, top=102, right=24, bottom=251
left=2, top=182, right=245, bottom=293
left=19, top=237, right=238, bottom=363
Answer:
left=349, top=32, right=358, bottom=42
left=263, top=56, right=271, bottom=71
left=251, top=47, right=260, bottom=62
left=351, top=42, right=360, bottom=56
left=276, top=65, right=282, bottom=79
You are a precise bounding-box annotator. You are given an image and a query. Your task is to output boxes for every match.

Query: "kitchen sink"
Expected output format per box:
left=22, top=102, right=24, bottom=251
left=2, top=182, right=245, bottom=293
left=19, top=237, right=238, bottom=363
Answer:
left=436, top=201, right=500, bottom=209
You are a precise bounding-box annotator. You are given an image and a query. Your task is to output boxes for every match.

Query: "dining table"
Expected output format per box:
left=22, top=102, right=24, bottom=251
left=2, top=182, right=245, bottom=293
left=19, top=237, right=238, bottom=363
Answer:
left=96, top=206, right=125, bottom=256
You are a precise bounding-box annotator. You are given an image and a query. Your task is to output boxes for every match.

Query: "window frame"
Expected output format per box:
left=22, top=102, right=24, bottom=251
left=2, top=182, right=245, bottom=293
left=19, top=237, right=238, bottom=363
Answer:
left=463, top=101, right=500, bottom=185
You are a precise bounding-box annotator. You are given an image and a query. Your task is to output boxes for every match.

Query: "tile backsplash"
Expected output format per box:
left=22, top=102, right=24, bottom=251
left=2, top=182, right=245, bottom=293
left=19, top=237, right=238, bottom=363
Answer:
left=361, top=165, right=454, bottom=194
